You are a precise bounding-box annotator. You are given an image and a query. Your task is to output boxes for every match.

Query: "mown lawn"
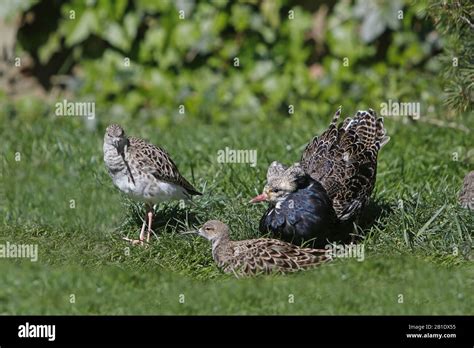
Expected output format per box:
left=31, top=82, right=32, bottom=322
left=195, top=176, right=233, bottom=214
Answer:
left=0, top=110, right=472, bottom=314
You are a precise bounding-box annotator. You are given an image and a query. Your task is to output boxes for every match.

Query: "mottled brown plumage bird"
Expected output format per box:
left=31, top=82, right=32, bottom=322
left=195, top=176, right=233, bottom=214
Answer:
left=300, top=107, right=390, bottom=221
left=103, top=124, right=201, bottom=245
left=185, top=220, right=331, bottom=277
left=459, top=171, right=474, bottom=210
left=252, top=107, right=389, bottom=246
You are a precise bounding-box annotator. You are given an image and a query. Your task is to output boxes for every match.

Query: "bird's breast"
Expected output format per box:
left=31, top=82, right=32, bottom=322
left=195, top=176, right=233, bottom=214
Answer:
left=111, top=171, right=136, bottom=195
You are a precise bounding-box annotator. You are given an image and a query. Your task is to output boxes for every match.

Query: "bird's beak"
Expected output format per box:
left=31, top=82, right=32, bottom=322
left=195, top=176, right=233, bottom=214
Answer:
left=113, top=139, right=122, bottom=155
left=181, top=230, right=198, bottom=235
left=249, top=193, right=268, bottom=203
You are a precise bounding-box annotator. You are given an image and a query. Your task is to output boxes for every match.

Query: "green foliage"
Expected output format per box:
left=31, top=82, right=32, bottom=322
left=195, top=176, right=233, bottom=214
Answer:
left=10, top=0, right=458, bottom=127
left=426, top=0, right=474, bottom=113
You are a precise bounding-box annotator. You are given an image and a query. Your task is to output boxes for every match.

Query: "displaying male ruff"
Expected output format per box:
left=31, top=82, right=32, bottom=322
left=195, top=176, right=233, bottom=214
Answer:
left=251, top=108, right=389, bottom=247
left=252, top=163, right=351, bottom=247
left=103, top=124, right=201, bottom=245
left=184, top=220, right=331, bottom=277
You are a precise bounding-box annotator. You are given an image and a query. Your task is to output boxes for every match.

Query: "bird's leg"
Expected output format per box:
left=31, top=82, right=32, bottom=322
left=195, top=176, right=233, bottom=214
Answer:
left=123, top=206, right=149, bottom=246
left=146, top=205, right=153, bottom=242
left=139, top=216, right=147, bottom=241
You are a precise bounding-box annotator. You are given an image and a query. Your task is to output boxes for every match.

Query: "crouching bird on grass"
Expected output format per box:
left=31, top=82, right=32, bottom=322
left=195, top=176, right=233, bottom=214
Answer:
left=251, top=108, right=390, bottom=248
left=459, top=171, right=474, bottom=210
left=183, top=220, right=330, bottom=277
left=103, top=124, right=201, bottom=245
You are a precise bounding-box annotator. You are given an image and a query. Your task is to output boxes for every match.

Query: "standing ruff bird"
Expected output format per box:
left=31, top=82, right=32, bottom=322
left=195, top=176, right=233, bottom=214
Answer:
left=185, top=220, right=330, bottom=277
left=251, top=108, right=389, bottom=247
left=103, top=124, right=201, bottom=245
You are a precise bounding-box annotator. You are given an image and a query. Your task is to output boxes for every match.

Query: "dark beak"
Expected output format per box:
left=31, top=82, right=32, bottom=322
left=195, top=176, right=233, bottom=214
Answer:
left=115, top=138, right=127, bottom=156
left=113, top=140, right=121, bottom=155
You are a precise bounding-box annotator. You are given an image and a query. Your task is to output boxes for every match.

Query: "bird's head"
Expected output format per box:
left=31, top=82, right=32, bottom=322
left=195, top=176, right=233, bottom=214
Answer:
left=197, top=220, right=230, bottom=242
left=104, top=124, right=128, bottom=153
left=250, top=162, right=307, bottom=204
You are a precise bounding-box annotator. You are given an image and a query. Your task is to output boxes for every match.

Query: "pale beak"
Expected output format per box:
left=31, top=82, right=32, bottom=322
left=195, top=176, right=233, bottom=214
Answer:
left=181, top=230, right=198, bottom=235
left=249, top=193, right=268, bottom=203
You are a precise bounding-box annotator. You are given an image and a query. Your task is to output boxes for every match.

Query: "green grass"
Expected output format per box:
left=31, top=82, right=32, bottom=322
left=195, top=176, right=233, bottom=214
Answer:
left=0, top=257, right=471, bottom=315
left=0, top=110, right=473, bottom=314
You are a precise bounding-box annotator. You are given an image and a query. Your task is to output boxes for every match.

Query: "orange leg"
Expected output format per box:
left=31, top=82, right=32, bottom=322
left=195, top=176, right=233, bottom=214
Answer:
left=146, top=210, right=153, bottom=242
left=123, top=204, right=153, bottom=246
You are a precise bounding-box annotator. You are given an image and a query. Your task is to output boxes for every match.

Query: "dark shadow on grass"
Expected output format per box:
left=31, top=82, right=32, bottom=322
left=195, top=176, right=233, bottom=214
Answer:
left=359, top=199, right=393, bottom=228
left=121, top=200, right=205, bottom=236
left=151, top=203, right=203, bottom=232
left=352, top=198, right=394, bottom=242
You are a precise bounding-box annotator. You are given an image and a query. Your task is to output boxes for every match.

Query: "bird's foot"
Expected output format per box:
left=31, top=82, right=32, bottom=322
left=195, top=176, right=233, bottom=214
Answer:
left=122, top=237, right=148, bottom=247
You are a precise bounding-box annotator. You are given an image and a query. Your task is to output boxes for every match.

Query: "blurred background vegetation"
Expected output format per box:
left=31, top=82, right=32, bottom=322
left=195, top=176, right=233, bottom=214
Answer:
left=0, top=0, right=472, bottom=129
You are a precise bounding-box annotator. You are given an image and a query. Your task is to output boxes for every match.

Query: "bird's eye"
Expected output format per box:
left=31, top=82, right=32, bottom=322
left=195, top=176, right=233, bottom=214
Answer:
left=272, top=188, right=280, bottom=193
left=205, top=227, right=211, bottom=231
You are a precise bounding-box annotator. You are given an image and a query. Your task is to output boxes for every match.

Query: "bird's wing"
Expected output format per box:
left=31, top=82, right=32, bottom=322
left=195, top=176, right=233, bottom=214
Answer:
left=232, top=239, right=330, bottom=275
left=128, top=137, right=201, bottom=195
left=259, top=206, right=286, bottom=234
left=301, top=108, right=389, bottom=220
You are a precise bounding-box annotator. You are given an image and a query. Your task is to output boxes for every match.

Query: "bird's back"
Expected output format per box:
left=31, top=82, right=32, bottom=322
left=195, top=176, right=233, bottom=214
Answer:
left=127, top=137, right=201, bottom=196
left=218, top=238, right=330, bottom=276
left=301, top=108, right=389, bottom=221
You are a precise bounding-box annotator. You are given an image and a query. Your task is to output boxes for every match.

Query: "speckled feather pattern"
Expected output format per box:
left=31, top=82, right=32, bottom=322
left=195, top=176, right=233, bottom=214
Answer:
left=301, top=108, right=389, bottom=221
left=214, top=236, right=330, bottom=277
left=103, top=125, right=201, bottom=203
left=459, top=171, right=474, bottom=210
left=126, top=137, right=201, bottom=195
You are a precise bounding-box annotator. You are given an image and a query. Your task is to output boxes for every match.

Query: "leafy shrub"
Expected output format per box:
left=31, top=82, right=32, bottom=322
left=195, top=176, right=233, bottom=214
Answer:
left=5, top=0, right=464, bottom=127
